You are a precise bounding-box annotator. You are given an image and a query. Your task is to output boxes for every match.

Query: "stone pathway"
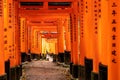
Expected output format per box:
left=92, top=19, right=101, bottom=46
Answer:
left=21, top=60, right=71, bottom=80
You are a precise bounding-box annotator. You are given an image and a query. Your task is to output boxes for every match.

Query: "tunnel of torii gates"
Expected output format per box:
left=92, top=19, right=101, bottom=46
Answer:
left=0, top=0, right=120, bottom=80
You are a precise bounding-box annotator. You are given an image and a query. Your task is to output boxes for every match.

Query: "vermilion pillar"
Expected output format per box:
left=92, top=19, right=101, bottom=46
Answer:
left=30, top=26, right=34, bottom=54
left=34, top=30, right=39, bottom=54
left=108, top=1, right=120, bottom=80
left=30, top=27, right=42, bottom=59
left=70, top=14, right=73, bottom=75
left=35, top=31, right=41, bottom=54
left=27, top=25, right=32, bottom=61
left=57, top=18, right=65, bottom=62
left=28, top=25, right=31, bottom=53
left=70, top=1, right=79, bottom=78
left=20, top=17, right=28, bottom=62
left=14, top=0, right=22, bottom=79
left=3, top=0, right=21, bottom=79
left=79, top=0, right=85, bottom=79
left=30, top=27, right=39, bottom=55
left=53, top=41, right=58, bottom=62
left=55, top=42, right=58, bottom=55
left=14, top=0, right=20, bottom=67
left=83, top=0, right=95, bottom=79
left=7, top=0, right=16, bottom=68
left=98, top=0, right=109, bottom=80
left=25, top=23, right=28, bottom=54
left=64, top=18, right=71, bottom=64
left=35, top=31, right=39, bottom=54
left=38, top=32, right=42, bottom=58
left=20, top=17, right=26, bottom=53
left=91, top=0, right=99, bottom=79
left=3, top=0, right=16, bottom=80
left=31, top=28, right=37, bottom=59
left=32, top=31, right=41, bottom=59
left=3, top=0, right=9, bottom=62
left=0, top=0, right=7, bottom=79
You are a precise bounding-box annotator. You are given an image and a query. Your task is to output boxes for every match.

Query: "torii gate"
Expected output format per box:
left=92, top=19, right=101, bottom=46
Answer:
left=78, top=0, right=120, bottom=80
left=2, top=0, right=21, bottom=80
left=19, top=0, right=79, bottom=78
left=30, top=26, right=57, bottom=57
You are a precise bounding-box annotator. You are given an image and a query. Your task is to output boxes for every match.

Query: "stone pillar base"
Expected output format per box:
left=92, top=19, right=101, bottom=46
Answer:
left=0, top=74, right=7, bottom=80
left=91, top=72, right=98, bottom=80
left=5, top=60, right=10, bottom=80
left=10, top=67, right=17, bottom=80
left=31, top=54, right=41, bottom=60
left=58, top=53, right=64, bottom=63
left=85, top=58, right=93, bottom=80
left=27, top=54, right=31, bottom=62
left=21, top=53, right=27, bottom=62
left=53, top=54, right=57, bottom=62
left=99, top=63, right=108, bottom=80
left=16, top=65, right=22, bottom=80
left=64, top=51, right=70, bottom=64
left=78, top=65, right=85, bottom=80
left=72, top=64, right=78, bottom=78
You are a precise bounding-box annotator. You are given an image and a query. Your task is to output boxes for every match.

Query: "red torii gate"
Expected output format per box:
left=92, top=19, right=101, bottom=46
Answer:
left=19, top=0, right=79, bottom=78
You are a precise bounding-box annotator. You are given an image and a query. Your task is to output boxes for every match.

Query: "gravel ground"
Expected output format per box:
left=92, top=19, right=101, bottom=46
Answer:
left=21, top=60, right=71, bottom=80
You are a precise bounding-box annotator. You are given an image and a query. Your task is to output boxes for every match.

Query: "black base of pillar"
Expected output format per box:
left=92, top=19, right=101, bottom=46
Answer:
left=40, top=53, right=42, bottom=59
left=16, top=65, right=22, bottom=80
left=99, top=63, right=108, bottom=80
left=91, top=72, right=98, bottom=80
left=5, top=60, right=10, bottom=80
left=64, top=51, right=70, bottom=64
left=10, top=67, right=17, bottom=80
left=16, top=66, right=20, bottom=80
left=85, top=58, right=93, bottom=80
left=0, top=74, right=7, bottom=80
left=70, top=62, right=73, bottom=74
left=36, top=54, right=41, bottom=60
left=78, top=65, right=85, bottom=80
left=21, top=53, right=28, bottom=62
left=31, top=54, right=41, bottom=60
left=58, top=53, right=64, bottom=63
left=19, top=65, right=22, bottom=77
left=27, top=54, right=31, bottom=62
left=53, top=54, right=57, bottom=62
left=31, top=54, right=35, bottom=59
left=41, top=54, right=46, bottom=60
left=72, top=64, right=78, bottom=78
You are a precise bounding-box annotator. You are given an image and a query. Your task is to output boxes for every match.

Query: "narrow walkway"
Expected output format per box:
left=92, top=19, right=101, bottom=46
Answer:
left=22, top=60, right=71, bottom=80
